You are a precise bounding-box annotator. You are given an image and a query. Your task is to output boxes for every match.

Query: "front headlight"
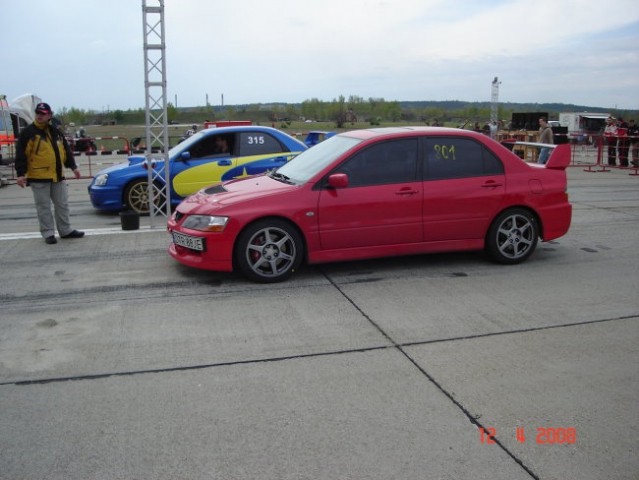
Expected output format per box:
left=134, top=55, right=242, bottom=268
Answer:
left=93, top=173, right=109, bottom=186
left=182, top=215, right=229, bottom=232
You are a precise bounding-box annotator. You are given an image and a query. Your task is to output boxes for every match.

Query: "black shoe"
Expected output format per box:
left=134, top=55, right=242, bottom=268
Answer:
left=61, top=230, right=85, bottom=239
left=45, top=236, right=57, bottom=244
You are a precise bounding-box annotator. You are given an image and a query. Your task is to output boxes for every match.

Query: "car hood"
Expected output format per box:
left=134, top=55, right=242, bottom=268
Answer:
left=94, top=155, right=160, bottom=176
left=176, top=174, right=297, bottom=214
left=127, top=155, right=147, bottom=166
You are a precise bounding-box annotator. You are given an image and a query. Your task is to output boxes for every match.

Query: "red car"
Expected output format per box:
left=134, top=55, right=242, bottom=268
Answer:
left=168, top=127, right=572, bottom=282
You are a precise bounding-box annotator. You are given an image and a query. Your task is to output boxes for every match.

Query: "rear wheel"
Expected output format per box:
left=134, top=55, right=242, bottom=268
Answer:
left=485, top=208, right=538, bottom=264
left=235, top=219, right=303, bottom=283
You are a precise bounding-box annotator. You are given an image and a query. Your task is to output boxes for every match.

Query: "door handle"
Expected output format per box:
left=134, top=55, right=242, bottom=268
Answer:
left=395, top=188, right=418, bottom=196
left=217, top=159, right=232, bottom=166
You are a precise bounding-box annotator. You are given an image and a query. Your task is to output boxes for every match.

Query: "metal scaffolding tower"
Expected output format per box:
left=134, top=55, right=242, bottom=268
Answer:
left=490, top=76, right=501, bottom=125
left=142, top=0, right=170, bottom=225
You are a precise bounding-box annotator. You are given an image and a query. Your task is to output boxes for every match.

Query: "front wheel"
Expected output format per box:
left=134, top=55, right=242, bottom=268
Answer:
left=124, top=180, right=166, bottom=214
left=485, top=208, right=538, bottom=264
left=235, top=219, right=303, bottom=283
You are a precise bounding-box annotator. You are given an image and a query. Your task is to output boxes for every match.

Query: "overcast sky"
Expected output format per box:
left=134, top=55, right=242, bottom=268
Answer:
left=3, top=0, right=638, bottom=113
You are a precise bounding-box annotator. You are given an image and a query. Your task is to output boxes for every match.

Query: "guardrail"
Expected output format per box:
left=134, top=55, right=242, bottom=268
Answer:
left=573, top=134, right=639, bottom=176
left=79, top=136, right=130, bottom=156
left=500, top=131, right=639, bottom=176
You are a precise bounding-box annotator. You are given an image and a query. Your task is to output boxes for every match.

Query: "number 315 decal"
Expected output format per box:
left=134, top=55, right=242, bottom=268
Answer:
left=246, top=136, right=265, bottom=145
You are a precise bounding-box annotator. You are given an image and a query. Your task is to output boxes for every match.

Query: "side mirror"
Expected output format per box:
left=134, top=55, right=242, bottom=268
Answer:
left=328, top=173, right=349, bottom=189
left=180, top=151, right=191, bottom=161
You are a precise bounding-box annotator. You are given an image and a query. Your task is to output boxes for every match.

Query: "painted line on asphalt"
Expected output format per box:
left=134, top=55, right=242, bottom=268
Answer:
left=0, top=226, right=165, bottom=241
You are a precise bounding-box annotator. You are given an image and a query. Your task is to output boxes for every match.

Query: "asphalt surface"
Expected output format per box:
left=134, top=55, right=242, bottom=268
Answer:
left=0, top=156, right=638, bottom=479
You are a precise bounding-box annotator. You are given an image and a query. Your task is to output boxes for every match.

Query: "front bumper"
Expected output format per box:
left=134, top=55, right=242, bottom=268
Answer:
left=167, top=217, right=236, bottom=272
left=88, top=185, right=124, bottom=211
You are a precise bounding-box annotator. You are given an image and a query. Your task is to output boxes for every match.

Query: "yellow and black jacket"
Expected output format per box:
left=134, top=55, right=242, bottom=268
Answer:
left=15, top=121, right=77, bottom=183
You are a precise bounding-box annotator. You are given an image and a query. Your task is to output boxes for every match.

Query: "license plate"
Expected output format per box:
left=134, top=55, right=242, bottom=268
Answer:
left=172, top=231, right=205, bottom=251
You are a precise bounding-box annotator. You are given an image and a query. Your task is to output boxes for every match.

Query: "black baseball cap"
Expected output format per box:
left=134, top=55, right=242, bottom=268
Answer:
left=35, top=102, right=53, bottom=114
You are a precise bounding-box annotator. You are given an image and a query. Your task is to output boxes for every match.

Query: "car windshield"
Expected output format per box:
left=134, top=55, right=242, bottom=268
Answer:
left=275, top=135, right=362, bottom=183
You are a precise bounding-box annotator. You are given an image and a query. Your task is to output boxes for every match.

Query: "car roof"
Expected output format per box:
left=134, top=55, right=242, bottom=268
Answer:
left=199, top=125, right=284, bottom=135
left=339, top=126, right=483, bottom=140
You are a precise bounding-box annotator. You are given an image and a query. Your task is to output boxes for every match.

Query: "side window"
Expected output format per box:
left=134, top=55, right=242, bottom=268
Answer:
left=238, top=132, right=285, bottom=156
left=482, top=147, right=503, bottom=175
left=335, top=139, right=418, bottom=187
left=190, top=133, right=234, bottom=158
left=424, top=137, right=504, bottom=180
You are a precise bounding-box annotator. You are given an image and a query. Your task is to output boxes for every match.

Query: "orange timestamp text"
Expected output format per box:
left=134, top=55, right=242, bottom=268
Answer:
left=479, top=427, right=577, bottom=445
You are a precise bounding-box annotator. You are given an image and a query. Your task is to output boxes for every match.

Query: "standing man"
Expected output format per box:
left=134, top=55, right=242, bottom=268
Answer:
left=537, top=117, right=554, bottom=164
left=15, top=102, right=84, bottom=244
left=604, top=116, right=618, bottom=166
left=616, top=117, right=629, bottom=167
left=627, top=119, right=639, bottom=167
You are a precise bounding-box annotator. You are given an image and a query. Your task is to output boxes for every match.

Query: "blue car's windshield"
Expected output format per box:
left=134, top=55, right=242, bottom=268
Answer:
left=276, top=135, right=361, bottom=183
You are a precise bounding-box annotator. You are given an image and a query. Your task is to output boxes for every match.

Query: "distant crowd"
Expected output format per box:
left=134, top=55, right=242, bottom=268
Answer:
left=603, top=116, right=638, bottom=167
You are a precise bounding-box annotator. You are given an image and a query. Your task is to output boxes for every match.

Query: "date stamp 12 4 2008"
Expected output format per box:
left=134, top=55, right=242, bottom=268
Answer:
left=479, top=427, right=577, bottom=445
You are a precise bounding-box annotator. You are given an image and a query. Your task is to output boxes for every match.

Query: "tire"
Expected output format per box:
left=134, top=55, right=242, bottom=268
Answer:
left=124, top=180, right=150, bottom=214
left=235, top=219, right=303, bottom=283
left=485, top=208, right=538, bottom=264
left=124, top=180, right=166, bottom=214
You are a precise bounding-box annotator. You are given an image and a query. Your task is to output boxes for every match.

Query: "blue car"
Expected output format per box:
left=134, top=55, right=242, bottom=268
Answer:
left=304, top=130, right=336, bottom=147
left=88, top=125, right=307, bottom=213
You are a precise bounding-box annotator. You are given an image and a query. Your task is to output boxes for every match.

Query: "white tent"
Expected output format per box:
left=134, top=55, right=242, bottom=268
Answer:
left=10, top=93, right=42, bottom=125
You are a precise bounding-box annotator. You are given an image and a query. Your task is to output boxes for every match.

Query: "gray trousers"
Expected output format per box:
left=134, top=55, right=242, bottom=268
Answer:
left=30, top=181, right=74, bottom=238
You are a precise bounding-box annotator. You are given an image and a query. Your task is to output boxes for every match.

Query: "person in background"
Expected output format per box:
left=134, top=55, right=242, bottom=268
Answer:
left=627, top=119, right=639, bottom=167
left=185, top=124, right=198, bottom=137
left=15, top=102, right=84, bottom=244
left=489, top=120, right=498, bottom=139
left=616, top=117, right=629, bottom=167
left=603, top=116, right=618, bottom=166
left=537, top=117, right=554, bottom=164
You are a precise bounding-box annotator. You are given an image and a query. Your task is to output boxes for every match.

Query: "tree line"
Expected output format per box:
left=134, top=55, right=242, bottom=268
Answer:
left=57, top=97, right=636, bottom=129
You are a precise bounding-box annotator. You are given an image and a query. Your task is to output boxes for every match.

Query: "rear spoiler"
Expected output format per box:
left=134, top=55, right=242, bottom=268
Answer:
left=500, top=141, right=570, bottom=170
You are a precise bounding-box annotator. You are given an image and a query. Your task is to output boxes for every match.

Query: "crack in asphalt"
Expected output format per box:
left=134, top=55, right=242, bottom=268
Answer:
left=2, top=315, right=633, bottom=387
left=2, top=263, right=637, bottom=479
left=317, top=283, right=632, bottom=479
left=322, top=276, right=638, bottom=480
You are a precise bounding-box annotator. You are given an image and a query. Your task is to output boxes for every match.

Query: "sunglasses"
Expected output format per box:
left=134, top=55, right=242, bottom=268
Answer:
left=35, top=111, right=51, bottom=115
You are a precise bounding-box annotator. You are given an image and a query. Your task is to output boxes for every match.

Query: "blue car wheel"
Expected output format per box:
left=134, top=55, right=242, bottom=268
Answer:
left=124, top=179, right=166, bottom=214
